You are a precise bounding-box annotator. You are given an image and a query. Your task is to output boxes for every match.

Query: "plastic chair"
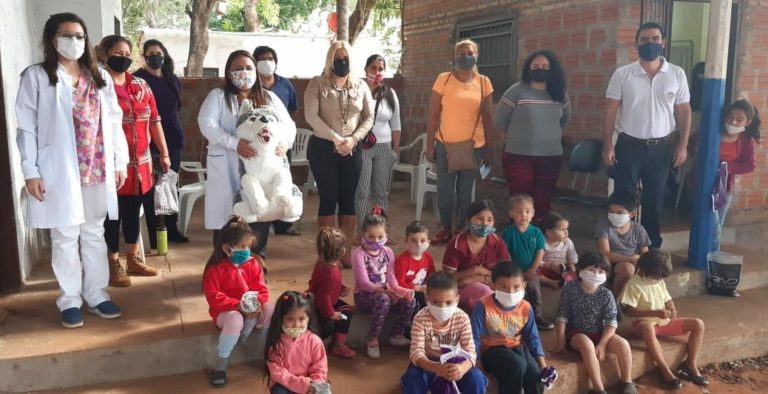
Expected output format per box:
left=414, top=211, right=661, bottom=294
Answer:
left=291, top=128, right=317, bottom=196
left=178, top=161, right=207, bottom=236
left=392, top=133, right=427, bottom=202
left=558, top=138, right=610, bottom=207
left=413, top=152, right=476, bottom=221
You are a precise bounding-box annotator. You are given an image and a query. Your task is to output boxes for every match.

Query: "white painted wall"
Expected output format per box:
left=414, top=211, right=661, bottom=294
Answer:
left=1, top=0, right=122, bottom=281
left=140, top=28, right=397, bottom=78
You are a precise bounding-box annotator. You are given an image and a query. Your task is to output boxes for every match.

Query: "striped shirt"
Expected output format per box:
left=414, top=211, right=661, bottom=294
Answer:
left=409, top=307, right=476, bottom=365
left=493, top=81, right=571, bottom=156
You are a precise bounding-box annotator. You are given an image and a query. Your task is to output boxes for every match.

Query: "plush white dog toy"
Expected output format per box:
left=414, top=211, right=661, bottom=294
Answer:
left=232, top=100, right=303, bottom=223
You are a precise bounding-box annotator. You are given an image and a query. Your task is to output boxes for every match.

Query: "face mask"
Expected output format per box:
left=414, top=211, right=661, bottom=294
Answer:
left=579, top=270, right=607, bottom=288
left=468, top=223, right=495, bottom=238
left=366, top=72, right=384, bottom=85
left=332, top=58, right=350, bottom=77
left=637, top=42, right=663, bottom=61
left=228, top=69, right=257, bottom=91
left=282, top=326, right=307, bottom=339
left=530, top=69, right=549, bottom=83
left=495, top=289, right=525, bottom=308
left=363, top=237, right=387, bottom=252
left=427, top=303, right=457, bottom=322
left=725, top=124, right=745, bottom=135
left=257, top=60, right=276, bottom=76
left=106, top=56, right=132, bottom=73
left=455, top=55, right=476, bottom=70
left=229, top=248, right=251, bottom=265
left=607, top=213, right=631, bottom=228
left=56, top=36, right=85, bottom=61
left=408, top=242, right=430, bottom=256
left=146, top=55, right=164, bottom=70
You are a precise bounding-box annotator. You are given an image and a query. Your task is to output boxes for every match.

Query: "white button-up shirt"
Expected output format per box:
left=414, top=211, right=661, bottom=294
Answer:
left=606, top=58, right=690, bottom=139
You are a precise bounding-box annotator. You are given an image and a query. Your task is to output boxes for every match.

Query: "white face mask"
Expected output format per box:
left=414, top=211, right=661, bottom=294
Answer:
left=408, top=242, right=430, bottom=256
left=607, top=213, right=631, bottom=228
left=724, top=124, right=745, bottom=135
left=495, top=289, right=525, bottom=308
left=579, top=270, right=607, bottom=288
left=427, top=303, right=457, bottom=322
left=257, top=60, right=276, bottom=76
left=228, top=69, right=257, bottom=91
left=56, top=36, right=85, bottom=61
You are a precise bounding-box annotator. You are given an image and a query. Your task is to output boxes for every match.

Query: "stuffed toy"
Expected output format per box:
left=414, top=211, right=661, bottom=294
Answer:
left=232, top=100, right=302, bottom=223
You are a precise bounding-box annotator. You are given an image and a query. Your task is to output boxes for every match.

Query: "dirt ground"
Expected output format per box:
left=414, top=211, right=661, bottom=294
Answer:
left=634, top=356, right=768, bottom=393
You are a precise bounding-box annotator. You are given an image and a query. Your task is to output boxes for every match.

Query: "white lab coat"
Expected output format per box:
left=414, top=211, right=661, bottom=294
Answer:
left=15, top=64, right=128, bottom=229
left=197, top=88, right=296, bottom=229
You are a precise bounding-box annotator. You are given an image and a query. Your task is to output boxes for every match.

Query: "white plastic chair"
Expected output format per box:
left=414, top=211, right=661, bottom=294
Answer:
left=291, top=128, right=317, bottom=196
left=414, top=151, right=477, bottom=222
left=178, top=161, right=207, bottom=236
left=392, top=133, right=427, bottom=202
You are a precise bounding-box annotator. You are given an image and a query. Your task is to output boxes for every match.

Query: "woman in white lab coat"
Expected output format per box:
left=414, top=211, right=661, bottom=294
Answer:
left=198, top=50, right=296, bottom=262
left=15, top=13, right=129, bottom=328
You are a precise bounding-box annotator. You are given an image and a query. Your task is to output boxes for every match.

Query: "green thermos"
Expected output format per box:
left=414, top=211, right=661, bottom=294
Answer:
left=157, top=225, right=168, bottom=256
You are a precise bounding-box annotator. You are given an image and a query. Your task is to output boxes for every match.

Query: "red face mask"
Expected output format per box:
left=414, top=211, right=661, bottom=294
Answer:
left=366, top=72, right=384, bottom=85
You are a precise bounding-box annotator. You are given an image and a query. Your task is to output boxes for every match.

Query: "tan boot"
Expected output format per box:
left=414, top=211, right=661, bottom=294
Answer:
left=339, top=215, right=358, bottom=268
left=109, top=256, right=131, bottom=287
left=126, top=254, right=159, bottom=276
left=316, top=215, right=337, bottom=231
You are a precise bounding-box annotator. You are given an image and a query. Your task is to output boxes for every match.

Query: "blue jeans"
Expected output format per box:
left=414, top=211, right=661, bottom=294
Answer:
left=434, top=142, right=483, bottom=231
left=400, top=363, right=488, bottom=394
left=712, top=194, right=733, bottom=252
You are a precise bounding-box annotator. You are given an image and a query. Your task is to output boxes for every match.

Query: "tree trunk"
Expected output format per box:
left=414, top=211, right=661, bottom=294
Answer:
left=348, top=0, right=377, bottom=45
left=336, top=0, right=349, bottom=42
left=243, top=0, right=259, bottom=32
left=186, top=0, right=218, bottom=77
left=146, top=0, right=161, bottom=28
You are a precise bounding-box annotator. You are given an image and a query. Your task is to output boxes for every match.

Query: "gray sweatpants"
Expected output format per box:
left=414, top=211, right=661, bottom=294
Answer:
left=434, top=142, right=483, bottom=231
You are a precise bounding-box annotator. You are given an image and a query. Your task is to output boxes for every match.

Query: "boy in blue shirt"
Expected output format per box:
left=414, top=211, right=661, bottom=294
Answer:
left=501, top=194, right=551, bottom=330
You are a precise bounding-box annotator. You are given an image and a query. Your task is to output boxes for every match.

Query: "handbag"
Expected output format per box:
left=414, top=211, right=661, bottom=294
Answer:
left=437, top=74, right=484, bottom=172
left=362, top=86, right=384, bottom=149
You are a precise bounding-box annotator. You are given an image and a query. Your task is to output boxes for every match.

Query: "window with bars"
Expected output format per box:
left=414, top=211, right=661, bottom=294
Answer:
left=457, top=17, right=516, bottom=101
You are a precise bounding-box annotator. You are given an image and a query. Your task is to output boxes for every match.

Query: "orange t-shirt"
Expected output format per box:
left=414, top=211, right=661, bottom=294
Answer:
left=432, top=72, right=494, bottom=148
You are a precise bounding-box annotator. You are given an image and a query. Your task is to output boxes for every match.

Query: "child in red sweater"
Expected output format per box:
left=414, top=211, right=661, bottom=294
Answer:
left=264, top=291, right=330, bottom=394
left=203, top=216, right=270, bottom=388
left=307, top=227, right=356, bottom=358
left=395, top=221, right=436, bottom=313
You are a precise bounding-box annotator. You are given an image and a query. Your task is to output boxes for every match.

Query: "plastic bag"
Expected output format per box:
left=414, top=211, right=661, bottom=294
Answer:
left=240, top=291, right=261, bottom=339
left=430, top=345, right=474, bottom=394
left=154, top=170, right=179, bottom=215
left=707, top=251, right=742, bottom=297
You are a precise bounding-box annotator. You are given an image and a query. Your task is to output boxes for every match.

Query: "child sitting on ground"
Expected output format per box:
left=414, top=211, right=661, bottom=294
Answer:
left=501, top=194, right=552, bottom=330
left=595, top=191, right=650, bottom=296
left=400, top=272, right=488, bottom=393
left=621, top=250, right=709, bottom=390
left=471, top=261, right=549, bottom=394
left=552, top=251, right=637, bottom=394
left=395, top=221, right=436, bottom=313
left=203, top=216, right=270, bottom=388
left=307, top=227, right=355, bottom=358
left=264, top=291, right=330, bottom=394
left=353, top=207, right=416, bottom=359
left=539, top=212, right=578, bottom=288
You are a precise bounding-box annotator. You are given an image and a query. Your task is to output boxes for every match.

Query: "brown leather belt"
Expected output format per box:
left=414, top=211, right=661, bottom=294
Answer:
left=618, top=133, right=672, bottom=146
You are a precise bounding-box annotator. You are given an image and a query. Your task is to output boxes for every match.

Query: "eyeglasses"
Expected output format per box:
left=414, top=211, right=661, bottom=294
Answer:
left=57, top=32, right=87, bottom=41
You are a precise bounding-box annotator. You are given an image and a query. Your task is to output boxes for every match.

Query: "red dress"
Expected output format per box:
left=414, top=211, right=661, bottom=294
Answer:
left=114, top=73, right=161, bottom=195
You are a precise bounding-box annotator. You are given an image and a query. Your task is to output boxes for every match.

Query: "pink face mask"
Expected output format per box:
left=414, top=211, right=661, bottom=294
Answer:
left=366, top=72, right=384, bottom=85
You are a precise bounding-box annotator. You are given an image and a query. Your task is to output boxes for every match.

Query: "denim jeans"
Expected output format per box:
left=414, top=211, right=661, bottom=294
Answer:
left=434, top=142, right=483, bottom=231
left=711, top=194, right=733, bottom=252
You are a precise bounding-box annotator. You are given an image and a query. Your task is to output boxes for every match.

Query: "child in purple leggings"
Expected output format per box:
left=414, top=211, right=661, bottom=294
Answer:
left=353, top=207, right=416, bottom=359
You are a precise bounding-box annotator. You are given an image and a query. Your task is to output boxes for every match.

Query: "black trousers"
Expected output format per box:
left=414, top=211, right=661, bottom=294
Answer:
left=318, top=300, right=352, bottom=338
left=249, top=221, right=271, bottom=260
left=307, top=136, right=362, bottom=216
left=613, top=134, right=673, bottom=247
left=104, top=191, right=155, bottom=254
left=481, top=346, right=543, bottom=394
left=273, top=149, right=296, bottom=233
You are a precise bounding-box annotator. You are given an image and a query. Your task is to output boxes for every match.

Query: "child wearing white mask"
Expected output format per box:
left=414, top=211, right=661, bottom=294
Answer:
left=551, top=251, right=637, bottom=394
left=471, top=261, right=549, bottom=394
left=595, top=191, right=650, bottom=297
left=401, top=272, right=488, bottom=393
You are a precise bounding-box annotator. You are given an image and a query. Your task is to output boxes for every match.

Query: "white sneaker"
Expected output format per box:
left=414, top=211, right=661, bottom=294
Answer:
left=389, top=335, right=411, bottom=347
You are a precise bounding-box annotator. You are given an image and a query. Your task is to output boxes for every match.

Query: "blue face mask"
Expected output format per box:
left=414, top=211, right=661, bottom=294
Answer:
left=229, top=248, right=251, bottom=265
left=468, top=223, right=495, bottom=238
left=638, top=42, right=663, bottom=61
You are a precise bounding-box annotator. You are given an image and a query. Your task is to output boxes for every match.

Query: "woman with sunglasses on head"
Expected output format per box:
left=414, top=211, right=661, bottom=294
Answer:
left=133, top=39, right=188, bottom=243
left=16, top=13, right=129, bottom=328
left=198, top=50, right=296, bottom=267
left=98, top=35, right=172, bottom=288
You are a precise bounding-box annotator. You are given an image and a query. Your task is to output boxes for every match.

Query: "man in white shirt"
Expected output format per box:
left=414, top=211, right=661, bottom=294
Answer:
left=602, top=22, right=692, bottom=248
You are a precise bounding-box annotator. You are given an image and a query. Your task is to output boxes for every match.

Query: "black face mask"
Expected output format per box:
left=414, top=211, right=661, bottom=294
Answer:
left=146, top=55, right=164, bottom=70
left=530, top=69, right=549, bottom=83
left=332, top=58, right=350, bottom=77
left=107, top=56, right=133, bottom=73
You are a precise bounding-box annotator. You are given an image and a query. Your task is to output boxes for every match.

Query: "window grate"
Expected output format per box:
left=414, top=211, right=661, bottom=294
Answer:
left=457, top=18, right=515, bottom=101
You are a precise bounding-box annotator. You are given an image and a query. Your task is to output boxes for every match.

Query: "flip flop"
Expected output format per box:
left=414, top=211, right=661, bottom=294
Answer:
left=677, top=365, right=710, bottom=386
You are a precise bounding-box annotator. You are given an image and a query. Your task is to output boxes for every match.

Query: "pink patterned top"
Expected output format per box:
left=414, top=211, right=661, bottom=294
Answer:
left=72, top=71, right=105, bottom=185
